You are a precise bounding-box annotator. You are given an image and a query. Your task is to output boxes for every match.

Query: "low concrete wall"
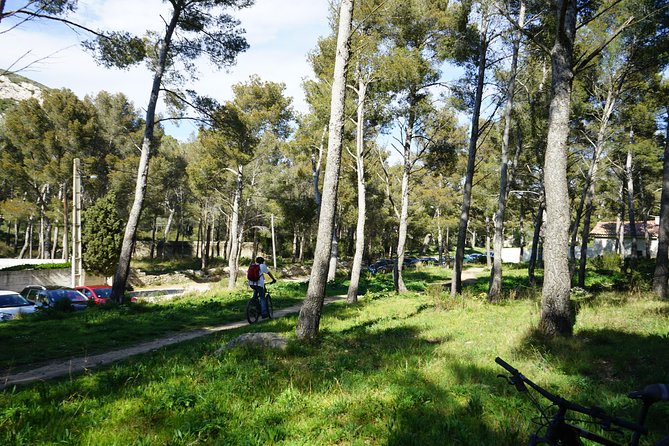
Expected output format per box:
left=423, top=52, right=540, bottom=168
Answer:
left=0, top=268, right=106, bottom=292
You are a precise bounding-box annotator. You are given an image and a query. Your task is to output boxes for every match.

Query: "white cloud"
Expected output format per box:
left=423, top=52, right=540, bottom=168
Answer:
left=0, top=0, right=331, bottom=140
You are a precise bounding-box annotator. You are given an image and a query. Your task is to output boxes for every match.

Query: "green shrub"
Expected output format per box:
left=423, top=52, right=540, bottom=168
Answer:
left=590, top=252, right=622, bottom=271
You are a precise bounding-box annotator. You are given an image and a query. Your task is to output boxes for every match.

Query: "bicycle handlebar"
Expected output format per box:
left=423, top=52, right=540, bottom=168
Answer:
left=495, top=357, right=647, bottom=434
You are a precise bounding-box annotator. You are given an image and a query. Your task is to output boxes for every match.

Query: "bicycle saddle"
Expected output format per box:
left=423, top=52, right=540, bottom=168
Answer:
left=629, top=384, right=669, bottom=403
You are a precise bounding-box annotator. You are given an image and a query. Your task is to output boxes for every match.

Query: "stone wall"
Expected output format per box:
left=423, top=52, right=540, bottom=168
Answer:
left=0, top=268, right=106, bottom=292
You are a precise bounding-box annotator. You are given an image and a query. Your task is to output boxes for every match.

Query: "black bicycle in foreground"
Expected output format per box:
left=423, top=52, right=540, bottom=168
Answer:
left=496, top=357, right=669, bottom=445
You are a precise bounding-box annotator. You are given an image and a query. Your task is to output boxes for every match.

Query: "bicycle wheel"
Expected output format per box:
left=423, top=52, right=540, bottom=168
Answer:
left=266, top=292, right=274, bottom=319
left=246, top=298, right=261, bottom=324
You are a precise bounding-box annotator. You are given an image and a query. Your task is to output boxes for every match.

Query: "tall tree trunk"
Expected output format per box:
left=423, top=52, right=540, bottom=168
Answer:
left=452, top=9, right=488, bottom=295
left=485, top=216, right=491, bottom=268
left=395, top=103, right=413, bottom=293
left=228, top=165, right=244, bottom=288
left=150, top=214, right=158, bottom=259
left=111, top=4, right=181, bottom=303
left=539, top=0, right=577, bottom=337
left=162, top=207, right=174, bottom=258
left=18, top=218, right=32, bottom=259
left=51, top=224, right=59, bottom=259
left=347, top=74, right=368, bottom=304
left=312, top=125, right=326, bottom=218
left=577, top=83, right=617, bottom=287
left=328, top=221, right=339, bottom=281
left=528, top=201, right=544, bottom=287
left=297, top=0, right=354, bottom=340
left=626, top=148, right=638, bottom=267
left=13, top=219, right=19, bottom=254
left=653, top=108, right=669, bottom=297
left=489, top=2, right=524, bottom=301
left=292, top=227, right=298, bottom=262
left=617, top=203, right=624, bottom=257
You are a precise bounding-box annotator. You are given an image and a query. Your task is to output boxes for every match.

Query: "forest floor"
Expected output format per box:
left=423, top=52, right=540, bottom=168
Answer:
left=1, top=267, right=485, bottom=389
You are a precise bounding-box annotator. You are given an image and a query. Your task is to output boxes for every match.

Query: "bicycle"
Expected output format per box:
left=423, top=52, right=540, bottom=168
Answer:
left=495, top=357, right=669, bottom=446
left=246, top=285, right=274, bottom=324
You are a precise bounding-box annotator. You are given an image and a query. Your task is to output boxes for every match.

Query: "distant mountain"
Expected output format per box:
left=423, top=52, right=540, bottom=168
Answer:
left=0, top=73, right=47, bottom=114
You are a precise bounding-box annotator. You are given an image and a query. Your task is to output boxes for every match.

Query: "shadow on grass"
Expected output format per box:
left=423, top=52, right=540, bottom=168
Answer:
left=0, top=288, right=304, bottom=372
left=512, top=321, right=669, bottom=439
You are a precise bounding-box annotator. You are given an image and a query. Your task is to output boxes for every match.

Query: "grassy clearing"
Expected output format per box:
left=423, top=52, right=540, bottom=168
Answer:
left=0, top=265, right=448, bottom=372
left=1, top=264, right=668, bottom=445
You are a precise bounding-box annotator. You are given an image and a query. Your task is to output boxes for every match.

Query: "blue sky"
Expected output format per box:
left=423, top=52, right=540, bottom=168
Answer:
left=1, top=0, right=332, bottom=141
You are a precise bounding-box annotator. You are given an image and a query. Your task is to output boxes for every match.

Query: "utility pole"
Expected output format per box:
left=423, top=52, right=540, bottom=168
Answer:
left=71, top=158, right=82, bottom=287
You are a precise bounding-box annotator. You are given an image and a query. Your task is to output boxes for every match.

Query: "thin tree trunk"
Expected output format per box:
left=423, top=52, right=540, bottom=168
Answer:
left=328, top=221, right=339, bottom=282
left=13, top=219, right=19, bottom=254
left=312, top=125, right=326, bottom=217
left=51, top=224, right=59, bottom=259
left=347, top=74, right=368, bottom=304
left=19, top=218, right=31, bottom=259
left=452, top=9, right=488, bottom=296
left=162, top=207, right=174, bottom=258
left=528, top=201, right=544, bottom=287
left=489, top=2, right=524, bottom=301
left=626, top=148, right=638, bottom=267
left=577, top=83, right=617, bottom=286
left=395, top=106, right=413, bottom=293
left=297, top=0, right=354, bottom=340
left=617, top=203, right=624, bottom=257
left=111, top=4, right=181, bottom=303
left=653, top=109, right=669, bottom=296
left=539, top=0, right=577, bottom=337
left=228, top=165, right=244, bottom=288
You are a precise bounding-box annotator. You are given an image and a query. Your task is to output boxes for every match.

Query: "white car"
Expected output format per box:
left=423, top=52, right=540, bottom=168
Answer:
left=0, top=290, right=36, bottom=321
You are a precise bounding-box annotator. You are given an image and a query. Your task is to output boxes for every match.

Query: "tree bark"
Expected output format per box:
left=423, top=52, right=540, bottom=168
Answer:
left=653, top=109, right=669, bottom=297
left=18, top=217, right=32, bottom=259
left=539, top=0, right=577, bottom=337
left=296, top=0, right=354, bottom=340
left=488, top=2, right=523, bottom=299
left=327, top=221, right=339, bottom=282
left=111, top=4, right=181, bottom=303
left=395, top=105, right=413, bottom=293
left=528, top=201, right=544, bottom=287
left=452, top=9, right=488, bottom=296
left=347, top=74, right=368, bottom=304
left=577, top=82, right=618, bottom=287
left=228, top=165, right=243, bottom=288
left=626, top=148, right=638, bottom=267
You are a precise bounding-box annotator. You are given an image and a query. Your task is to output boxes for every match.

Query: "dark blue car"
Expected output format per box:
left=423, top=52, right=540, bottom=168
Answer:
left=32, top=287, right=89, bottom=311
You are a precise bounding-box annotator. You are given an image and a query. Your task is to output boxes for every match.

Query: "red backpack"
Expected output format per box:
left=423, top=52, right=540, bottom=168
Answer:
left=247, top=263, right=261, bottom=281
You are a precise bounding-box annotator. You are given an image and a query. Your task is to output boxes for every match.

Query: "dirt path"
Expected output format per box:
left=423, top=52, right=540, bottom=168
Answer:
left=0, top=296, right=340, bottom=390
left=1, top=267, right=485, bottom=390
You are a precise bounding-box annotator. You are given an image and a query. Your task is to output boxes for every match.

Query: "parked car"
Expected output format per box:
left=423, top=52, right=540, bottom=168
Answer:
left=368, top=259, right=394, bottom=274
left=0, top=290, right=36, bottom=321
left=75, top=285, right=112, bottom=305
left=75, top=285, right=137, bottom=304
left=403, top=257, right=420, bottom=268
left=19, top=284, right=47, bottom=302
left=20, top=285, right=89, bottom=311
left=463, top=253, right=484, bottom=263
left=417, top=257, right=439, bottom=265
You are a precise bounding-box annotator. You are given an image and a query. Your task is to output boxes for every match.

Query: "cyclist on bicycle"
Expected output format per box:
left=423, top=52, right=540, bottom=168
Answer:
left=248, top=256, right=276, bottom=318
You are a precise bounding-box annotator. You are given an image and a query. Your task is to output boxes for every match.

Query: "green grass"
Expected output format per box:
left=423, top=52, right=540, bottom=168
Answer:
left=1, top=265, right=668, bottom=445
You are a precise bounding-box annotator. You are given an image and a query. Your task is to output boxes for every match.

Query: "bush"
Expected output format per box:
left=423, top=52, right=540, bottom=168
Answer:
left=590, top=253, right=621, bottom=271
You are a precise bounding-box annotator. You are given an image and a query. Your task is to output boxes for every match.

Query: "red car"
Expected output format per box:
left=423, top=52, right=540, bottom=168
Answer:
left=75, top=285, right=136, bottom=304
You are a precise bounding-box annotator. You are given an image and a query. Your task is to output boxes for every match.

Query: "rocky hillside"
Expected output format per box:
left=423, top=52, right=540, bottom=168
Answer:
left=0, top=73, right=46, bottom=114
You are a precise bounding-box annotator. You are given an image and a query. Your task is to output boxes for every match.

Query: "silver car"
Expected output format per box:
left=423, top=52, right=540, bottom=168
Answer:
left=0, top=290, right=36, bottom=321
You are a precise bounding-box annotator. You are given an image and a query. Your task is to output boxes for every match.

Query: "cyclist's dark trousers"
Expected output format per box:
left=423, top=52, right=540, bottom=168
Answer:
left=251, top=285, right=268, bottom=316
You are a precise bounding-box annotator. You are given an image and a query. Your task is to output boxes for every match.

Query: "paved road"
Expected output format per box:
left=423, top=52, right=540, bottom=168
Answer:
left=1, top=267, right=484, bottom=390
